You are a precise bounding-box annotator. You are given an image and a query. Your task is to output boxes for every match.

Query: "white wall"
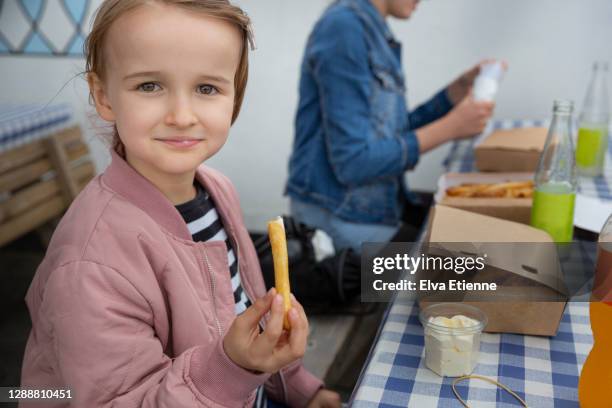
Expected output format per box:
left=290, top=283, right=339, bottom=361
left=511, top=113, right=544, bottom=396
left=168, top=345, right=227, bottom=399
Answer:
left=1, top=0, right=611, bottom=231
left=397, top=0, right=612, bottom=192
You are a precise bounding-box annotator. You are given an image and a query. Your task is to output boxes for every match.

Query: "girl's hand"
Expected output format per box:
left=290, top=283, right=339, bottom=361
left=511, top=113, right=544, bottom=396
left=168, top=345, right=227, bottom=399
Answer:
left=447, top=60, right=508, bottom=105
left=223, top=289, right=309, bottom=373
left=445, top=93, right=494, bottom=140
left=307, top=389, right=342, bottom=408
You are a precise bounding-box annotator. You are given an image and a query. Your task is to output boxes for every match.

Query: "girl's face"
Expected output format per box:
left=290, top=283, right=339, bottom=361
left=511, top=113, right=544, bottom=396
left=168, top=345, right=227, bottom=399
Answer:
left=90, top=3, right=242, bottom=182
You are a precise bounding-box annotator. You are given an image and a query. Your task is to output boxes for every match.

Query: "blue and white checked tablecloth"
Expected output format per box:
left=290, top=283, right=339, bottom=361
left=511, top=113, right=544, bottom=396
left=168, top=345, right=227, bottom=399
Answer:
left=351, top=119, right=609, bottom=407
left=0, top=103, right=75, bottom=153
left=351, top=297, right=593, bottom=408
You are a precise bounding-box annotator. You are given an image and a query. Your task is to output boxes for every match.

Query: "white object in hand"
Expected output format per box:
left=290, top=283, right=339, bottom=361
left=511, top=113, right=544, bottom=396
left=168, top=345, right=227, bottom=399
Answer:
left=424, top=315, right=480, bottom=377
left=473, top=61, right=505, bottom=102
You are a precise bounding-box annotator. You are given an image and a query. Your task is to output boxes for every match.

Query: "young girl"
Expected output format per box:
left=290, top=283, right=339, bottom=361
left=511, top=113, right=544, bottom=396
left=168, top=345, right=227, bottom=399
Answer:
left=20, top=1, right=340, bottom=407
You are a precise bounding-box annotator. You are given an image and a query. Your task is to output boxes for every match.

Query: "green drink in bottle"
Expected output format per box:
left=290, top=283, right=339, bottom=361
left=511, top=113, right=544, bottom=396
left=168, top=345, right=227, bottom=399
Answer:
left=531, top=100, right=577, bottom=243
left=531, top=183, right=576, bottom=243
left=576, top=125, right=608, bottom=170
left=576, top=62, right=609, bottom=177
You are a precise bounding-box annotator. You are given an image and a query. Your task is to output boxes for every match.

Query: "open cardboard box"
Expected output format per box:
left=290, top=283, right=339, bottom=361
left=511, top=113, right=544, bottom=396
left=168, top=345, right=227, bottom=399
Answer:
left=435, top=172, right=534, bottom=224
left=419, top=205, right=568, bottom=336
left=475, top=127, right=548, bottom=172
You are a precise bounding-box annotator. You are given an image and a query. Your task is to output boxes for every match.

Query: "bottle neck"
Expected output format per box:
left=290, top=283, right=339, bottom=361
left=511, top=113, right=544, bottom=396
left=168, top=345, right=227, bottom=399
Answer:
left=550, top=112, right=574, bottom=136
left=535, top=105, right=577, bottom=189
left=581, top=66, right=610, bottom=124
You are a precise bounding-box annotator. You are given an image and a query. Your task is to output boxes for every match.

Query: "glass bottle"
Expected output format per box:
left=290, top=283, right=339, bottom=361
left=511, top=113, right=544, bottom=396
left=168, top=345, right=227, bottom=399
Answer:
left=530, top=100, right=577, bottom=243
left=578, top=213, right=612, bottom=407
left=593, top=214, right=612, bottom=303
left=576, top=62, right=610, bottom=176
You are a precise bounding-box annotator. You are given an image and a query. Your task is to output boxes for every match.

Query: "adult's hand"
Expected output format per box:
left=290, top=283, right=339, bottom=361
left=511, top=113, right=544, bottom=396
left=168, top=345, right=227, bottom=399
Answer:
left=445, top=94, right=495, bottom=140
left=415, top=93, right=494, bottom=153
left=223, top=289, right=309, bottom=373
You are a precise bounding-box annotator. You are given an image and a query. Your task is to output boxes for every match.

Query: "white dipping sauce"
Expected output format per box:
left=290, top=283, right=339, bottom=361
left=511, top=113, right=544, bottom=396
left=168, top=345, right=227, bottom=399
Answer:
left=424, top=315, right=481, bottom=377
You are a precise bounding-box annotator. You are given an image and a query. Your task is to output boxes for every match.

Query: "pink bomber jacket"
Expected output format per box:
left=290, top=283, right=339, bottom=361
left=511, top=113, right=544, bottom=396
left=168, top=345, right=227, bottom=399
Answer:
left=20, top=151, right=323, bottom=407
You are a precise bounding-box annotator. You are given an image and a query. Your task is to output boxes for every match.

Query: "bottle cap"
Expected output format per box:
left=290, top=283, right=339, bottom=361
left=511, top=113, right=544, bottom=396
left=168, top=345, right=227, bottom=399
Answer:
left=479, top=61, right=505, bottom=82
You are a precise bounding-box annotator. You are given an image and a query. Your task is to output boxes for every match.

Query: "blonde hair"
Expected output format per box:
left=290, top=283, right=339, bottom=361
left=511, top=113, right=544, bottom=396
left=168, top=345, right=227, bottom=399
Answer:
left=84, top=0, right=253, bottom=156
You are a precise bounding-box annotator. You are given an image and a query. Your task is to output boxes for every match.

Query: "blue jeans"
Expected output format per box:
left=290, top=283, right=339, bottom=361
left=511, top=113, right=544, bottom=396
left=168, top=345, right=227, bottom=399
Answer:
left=290, top=199, right=398, bottom=252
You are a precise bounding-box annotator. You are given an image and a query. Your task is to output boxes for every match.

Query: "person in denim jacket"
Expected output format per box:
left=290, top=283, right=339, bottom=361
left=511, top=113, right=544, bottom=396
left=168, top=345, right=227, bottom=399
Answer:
left=286, top=0, right=497, bottom=251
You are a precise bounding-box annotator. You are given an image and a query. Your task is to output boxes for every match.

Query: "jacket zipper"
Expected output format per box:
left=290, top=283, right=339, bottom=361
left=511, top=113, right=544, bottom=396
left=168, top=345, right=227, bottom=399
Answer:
left=202, top=248, right=223, bottom=337
left=198, top=175, right=291, bottom=404
left=229, top=227, right=290, bottom=404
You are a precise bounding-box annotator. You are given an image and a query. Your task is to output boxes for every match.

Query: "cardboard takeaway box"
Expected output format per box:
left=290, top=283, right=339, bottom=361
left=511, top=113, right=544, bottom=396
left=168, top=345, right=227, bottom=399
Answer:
left=475, top=127, right=548, bottom=172
left=419, top=205, right=568, bottom=336
left=435, top=172, right=534, bottom=225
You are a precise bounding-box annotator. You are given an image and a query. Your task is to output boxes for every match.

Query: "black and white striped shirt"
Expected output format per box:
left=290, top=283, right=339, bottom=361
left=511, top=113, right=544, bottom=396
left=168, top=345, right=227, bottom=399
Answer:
left=175, top=183, right=252, bottom=314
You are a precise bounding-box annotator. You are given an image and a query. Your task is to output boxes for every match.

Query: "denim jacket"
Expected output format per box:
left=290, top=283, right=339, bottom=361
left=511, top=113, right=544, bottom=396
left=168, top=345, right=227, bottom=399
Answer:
left=286, top=0, right=453, bottom=225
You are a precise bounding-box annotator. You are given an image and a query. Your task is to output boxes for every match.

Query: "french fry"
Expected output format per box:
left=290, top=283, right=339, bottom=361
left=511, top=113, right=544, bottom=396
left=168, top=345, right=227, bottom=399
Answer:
left=268, top=216, right=291, bottom=330
left=446, top=181, right=534, bottom=198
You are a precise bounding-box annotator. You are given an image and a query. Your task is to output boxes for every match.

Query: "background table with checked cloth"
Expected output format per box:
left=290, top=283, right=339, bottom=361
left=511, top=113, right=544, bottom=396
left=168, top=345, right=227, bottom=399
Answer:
left=350, top=119, right=610, bottom=407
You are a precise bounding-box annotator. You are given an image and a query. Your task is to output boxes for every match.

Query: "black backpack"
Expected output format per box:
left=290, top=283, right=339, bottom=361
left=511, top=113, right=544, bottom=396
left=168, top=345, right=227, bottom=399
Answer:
left=252, top=216, right=361, bottom=313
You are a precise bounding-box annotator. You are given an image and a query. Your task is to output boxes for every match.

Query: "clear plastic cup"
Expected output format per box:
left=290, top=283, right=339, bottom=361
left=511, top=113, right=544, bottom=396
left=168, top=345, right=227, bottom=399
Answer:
left=419, top=303, right=488, bottom=377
